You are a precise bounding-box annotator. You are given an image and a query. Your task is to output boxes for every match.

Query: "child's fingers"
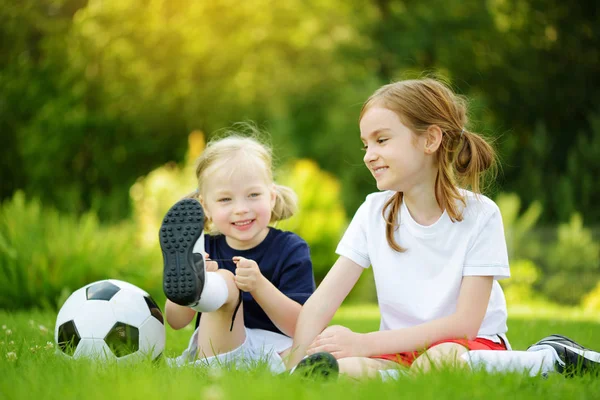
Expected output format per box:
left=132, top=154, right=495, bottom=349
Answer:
left=234, top=271, right=248, bottom=281
left=307, top=337, right=323, bottom=352
left=308, top=343, right=337, bottom=356
left=234, top=258, right=253, bottom=269
left=234, top=275, right=251, bottom=291
left=235, top=266, right=254, bottom=278
left=308, top=335, right=336, bottom=353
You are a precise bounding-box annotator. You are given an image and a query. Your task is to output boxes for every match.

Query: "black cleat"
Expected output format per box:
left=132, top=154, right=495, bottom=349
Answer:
left=293, top=352, right=339, bottom=380
left=159, top=199, right=205, bottom=306
left=528, top=334, right=600, bottom=377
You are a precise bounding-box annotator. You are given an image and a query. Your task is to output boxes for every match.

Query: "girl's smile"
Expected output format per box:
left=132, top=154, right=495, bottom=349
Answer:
left=201, top=165, right=276, bottom=250
left=371, top=165, right=389, bottom=178
left=232, top=219, right=255, bottom=231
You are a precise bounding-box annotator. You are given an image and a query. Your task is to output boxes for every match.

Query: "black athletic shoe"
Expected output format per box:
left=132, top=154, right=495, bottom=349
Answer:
left=159, top=199, right=205, bottom=306
left=292, top=352, right=339, bottom=380
left=528, top=334, right=600, bottom=377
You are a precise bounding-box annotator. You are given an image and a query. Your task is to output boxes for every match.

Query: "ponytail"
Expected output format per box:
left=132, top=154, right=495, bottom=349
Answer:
left=271, top=183, right=298, bottom=222
left=454, top=130, right=496, bottom=193
left=435, top=128, right=497, bottom=225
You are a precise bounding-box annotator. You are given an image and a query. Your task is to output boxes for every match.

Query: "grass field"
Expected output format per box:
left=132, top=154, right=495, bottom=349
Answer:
left=1, top=304, right=599, bottom=399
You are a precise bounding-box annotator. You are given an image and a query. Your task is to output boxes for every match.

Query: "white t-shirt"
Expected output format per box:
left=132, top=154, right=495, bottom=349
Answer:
left=336, top=190, right=511, bottom=349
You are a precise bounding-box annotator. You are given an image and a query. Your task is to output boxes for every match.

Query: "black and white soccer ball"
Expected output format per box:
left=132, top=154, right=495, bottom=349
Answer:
left=54, top=279, right=165, bottom=362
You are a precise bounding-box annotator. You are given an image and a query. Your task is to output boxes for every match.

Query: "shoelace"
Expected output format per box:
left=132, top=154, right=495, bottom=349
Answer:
left=230, top=290, right=243, bottom=332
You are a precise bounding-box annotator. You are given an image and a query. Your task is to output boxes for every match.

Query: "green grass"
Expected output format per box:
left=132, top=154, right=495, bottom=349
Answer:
left=1, top=305, right=599, bottom=400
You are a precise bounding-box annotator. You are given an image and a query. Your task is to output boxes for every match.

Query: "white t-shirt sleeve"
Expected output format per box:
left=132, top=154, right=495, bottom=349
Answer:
left=463, top=206, right=510, bottom=280
left=335, top=200, right=371, bottom=268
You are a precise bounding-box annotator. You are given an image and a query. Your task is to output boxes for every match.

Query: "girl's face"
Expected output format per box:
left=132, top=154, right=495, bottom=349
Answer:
left=201, top=165, right=276, bottom=250
left=360, top=106, right=433, bottom=192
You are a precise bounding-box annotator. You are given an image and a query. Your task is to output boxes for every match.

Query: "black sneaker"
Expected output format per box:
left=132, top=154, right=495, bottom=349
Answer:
left=528, top=334, right=600, bottom=377
left=159, top=199, right=205, bottom=306
left=292, top=352, right=339, bottom=380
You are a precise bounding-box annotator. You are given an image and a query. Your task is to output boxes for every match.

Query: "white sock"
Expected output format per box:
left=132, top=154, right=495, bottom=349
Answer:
left=188, top=232, right=229, bottom=312
left=461, top=347, right=560, bottom=377
left=190, top=272, right=228, bottom=312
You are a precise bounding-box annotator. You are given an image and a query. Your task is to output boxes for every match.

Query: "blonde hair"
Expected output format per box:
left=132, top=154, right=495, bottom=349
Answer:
left=186, top=130, right=297, bottom=235
left=360, top=78, right=497, bottom=252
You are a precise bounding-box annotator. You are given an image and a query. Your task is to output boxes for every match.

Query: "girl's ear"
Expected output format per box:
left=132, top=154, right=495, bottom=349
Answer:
left=424, top=125, right=443, bottom=154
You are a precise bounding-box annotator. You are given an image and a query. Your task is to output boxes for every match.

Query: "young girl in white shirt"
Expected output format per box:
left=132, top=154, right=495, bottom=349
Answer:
left=287, top=78, right=600, bottom=379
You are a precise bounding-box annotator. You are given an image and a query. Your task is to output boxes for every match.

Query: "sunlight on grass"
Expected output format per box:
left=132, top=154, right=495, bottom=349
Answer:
left=509, top=303, right=600, bottom=321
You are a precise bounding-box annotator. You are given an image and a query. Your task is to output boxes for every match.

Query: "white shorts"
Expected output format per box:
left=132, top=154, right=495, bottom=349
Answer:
left=168, top=326, right=292, bottom=374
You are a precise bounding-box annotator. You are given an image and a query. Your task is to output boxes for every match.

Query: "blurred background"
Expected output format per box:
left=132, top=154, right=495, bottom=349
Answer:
left=1, top=0, right=599, bottom=314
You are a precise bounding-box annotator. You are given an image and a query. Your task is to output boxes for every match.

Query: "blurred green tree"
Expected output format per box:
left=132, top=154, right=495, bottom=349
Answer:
left=2, top=0, right=599, bottom=226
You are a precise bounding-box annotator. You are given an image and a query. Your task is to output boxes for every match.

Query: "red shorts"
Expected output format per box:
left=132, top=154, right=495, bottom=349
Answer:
left=371, top=337, right=507, bottom=367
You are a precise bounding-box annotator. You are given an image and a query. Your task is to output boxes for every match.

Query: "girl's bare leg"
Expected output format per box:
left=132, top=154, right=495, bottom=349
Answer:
left=337, top=357, right=399, bottom=378
left=411, top=343, right=469, bottom=373
left=195, top=269, right=246, bottom=358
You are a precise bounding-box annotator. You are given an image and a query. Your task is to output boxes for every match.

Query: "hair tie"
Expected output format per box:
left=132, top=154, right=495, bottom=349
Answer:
left=460, top=128, right=465, bottom=138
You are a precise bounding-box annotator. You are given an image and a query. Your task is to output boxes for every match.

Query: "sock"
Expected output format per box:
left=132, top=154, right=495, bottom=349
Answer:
left=190, top=272, right=228, bottom=312
left=461, top=347, right=559, bottom=377
left=188, top=232, right=229, bottom=312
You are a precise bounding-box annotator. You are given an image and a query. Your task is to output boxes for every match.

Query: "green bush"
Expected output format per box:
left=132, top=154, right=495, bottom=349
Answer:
left=277, top=159, right=348, bottom=282
left=538, top=213, right=600, bottom=305
left=583, top=281, right=600, bottom=311
left=541, top=272, right=600, bottom=306
left=0, top=192, right=160, bottom=310
left=499, top=259, right=541, bottom=304
left=495, top=192, right=543, bottom=261
left=129, top=131, right=202, bottom=250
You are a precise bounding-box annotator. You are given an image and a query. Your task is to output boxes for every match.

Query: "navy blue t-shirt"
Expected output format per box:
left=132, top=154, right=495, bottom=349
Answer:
left=194, top=227, right=315, bottom=336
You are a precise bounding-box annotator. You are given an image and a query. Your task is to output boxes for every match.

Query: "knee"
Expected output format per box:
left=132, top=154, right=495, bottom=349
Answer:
left=215, top=269, right=237, bottom=293
left=216, top=269, right=235, bottom=281
left=411, top=343, right=468, bottom=373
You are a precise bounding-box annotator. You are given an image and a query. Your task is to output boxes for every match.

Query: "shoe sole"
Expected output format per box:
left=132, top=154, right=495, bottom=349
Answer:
left=159, top=199, right=205, bottom=306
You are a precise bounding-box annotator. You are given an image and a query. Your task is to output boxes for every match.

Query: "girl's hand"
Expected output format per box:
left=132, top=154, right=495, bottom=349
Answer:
left=307, top=326, right=366, bottom=359
left=205, top=253, right=218, bottom=272
left=233, top=256, right=264, bottom=292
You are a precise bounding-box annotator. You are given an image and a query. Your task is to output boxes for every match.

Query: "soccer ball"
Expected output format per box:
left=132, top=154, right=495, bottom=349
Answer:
left=54, top=279, right=165, bottom=362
